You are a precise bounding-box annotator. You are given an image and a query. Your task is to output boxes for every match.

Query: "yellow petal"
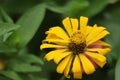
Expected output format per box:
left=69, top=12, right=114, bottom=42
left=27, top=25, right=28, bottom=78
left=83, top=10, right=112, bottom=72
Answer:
left=46, top=33, right=61, bottom=39
left=43, top=39, right=70, bottom=44
left=86, top=52, right=106, bottom=67
left=87, top=48, right=111, bottom=55
left=79, top=54, right=95, bottom=75
left=64, top=56, right=73, bottom=77
left=56, top=54, right=72, bottom=73
left=73, top=72, right=82, bottom=79
left=54, top=51, right=71, bottom=64
left=80, top=16, right=88, bottom=33
left=86, top=26, right=92, bottom=36
left=88, top=30, right=109, bottom=46
left=46, top=26, right=69, bottom=40
left=72, top=55, right=82, bottom=79
left=93, top=40, right=111, bottom=47
left=86, top=25, right=104, bottom=41
left=44, top=49, right=67, bottom=61
left=62, top=17, right=73, bottom=36
left=40, top=43, right=66, bottom=50
left=70, top=18, right=79, bottom=31
left=86, top=25, right=109, bottom=45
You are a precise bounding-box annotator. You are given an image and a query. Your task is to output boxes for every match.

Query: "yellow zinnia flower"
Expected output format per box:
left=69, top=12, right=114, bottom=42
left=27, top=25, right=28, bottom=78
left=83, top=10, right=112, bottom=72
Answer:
left=40, top=16, right=111, bottom=79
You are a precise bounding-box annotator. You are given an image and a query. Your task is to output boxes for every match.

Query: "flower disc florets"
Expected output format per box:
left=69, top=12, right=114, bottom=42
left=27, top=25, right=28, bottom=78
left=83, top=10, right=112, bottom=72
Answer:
left=69, top=31, right=86, bottom=55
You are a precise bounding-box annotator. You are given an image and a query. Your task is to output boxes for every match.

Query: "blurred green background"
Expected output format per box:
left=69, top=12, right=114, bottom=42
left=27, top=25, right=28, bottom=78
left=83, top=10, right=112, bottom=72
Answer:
left=0, top=0, right=120, bottom=80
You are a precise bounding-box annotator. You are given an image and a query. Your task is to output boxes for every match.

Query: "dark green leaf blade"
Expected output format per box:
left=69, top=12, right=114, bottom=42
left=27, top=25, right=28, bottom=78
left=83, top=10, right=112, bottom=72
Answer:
left=47, top=0, right=89, bottom=17
left=15, top=3, right=46, bottom=48
left=9, top=63, right=42, bottom=72
left=78, top=0, right=117, bottom=17
left=0, top=42, right=17, bottom=53
left=0, top=7, right=14, bottom=23
left=0, top=71, right=22, bottom=80
left=0, top=22, right=20, bottom=36
left=18, top=54, right=44, bottom=65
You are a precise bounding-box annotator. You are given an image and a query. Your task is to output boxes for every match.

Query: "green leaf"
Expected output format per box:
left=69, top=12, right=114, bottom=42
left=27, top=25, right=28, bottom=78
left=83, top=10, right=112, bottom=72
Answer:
left=18, top=54, right=44, bottom=65
left=0, top=7, right=14, bottom=23
left=0, top=71, right=22, bottom=80
left=8, top=3, right=46, bottom=48
left=78, top=0, right=117, bottom=17
left=0, top=0, right=43, bottom=14
left=0, top=42, right=17, bottom=53
left=20, top=73, right=48, bottom=80
left=2, top=32, right=13, bottom=42
left=47, top=0, right=117, bottom=17
left=9, top=63, right=42, bottom=72
left=115, top=57, right=120, bottom=80
left=8, top=58, right=42, bottom=72
left=47, top=0, right=89, bottom=17
left=0, top=22, right=20, bottom=36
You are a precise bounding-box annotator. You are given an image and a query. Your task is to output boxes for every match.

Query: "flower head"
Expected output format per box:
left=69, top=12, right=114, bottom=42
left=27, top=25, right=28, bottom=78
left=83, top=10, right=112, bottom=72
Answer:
left=40, top=16, right=111, bottom=79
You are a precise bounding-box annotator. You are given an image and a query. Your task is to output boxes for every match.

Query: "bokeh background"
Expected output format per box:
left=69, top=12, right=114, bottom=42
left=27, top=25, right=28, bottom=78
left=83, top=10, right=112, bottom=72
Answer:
left=0, top=0, right=120, bottom=80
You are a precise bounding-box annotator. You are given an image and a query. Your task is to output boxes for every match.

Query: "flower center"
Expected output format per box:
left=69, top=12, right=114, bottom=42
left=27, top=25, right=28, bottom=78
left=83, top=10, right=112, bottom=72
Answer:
left=68, top=31, right=86, bottom=55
